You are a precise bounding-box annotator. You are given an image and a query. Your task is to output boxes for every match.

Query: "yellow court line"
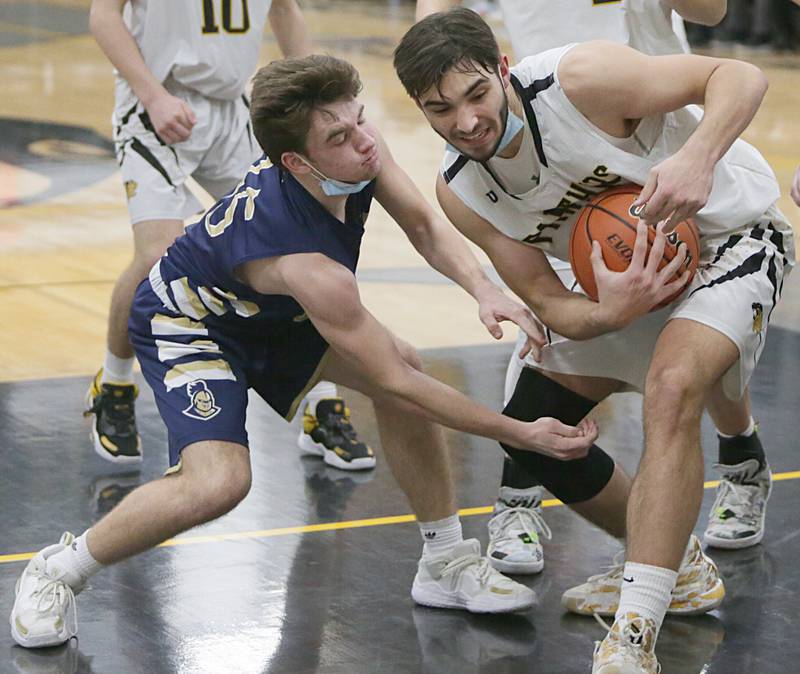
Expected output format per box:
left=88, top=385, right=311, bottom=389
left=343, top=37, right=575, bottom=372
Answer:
left=2, top=470, right=799, bottom=565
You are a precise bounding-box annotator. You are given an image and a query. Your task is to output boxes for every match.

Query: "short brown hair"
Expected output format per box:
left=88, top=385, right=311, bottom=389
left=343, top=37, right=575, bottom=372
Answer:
left=250, top=55, right=362, bottom=164
left=393, top=7, right=501, bottom=100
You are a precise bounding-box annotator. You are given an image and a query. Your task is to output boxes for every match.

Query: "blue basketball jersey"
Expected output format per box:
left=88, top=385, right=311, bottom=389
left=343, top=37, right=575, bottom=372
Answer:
left=151, top=157, right=376, bottom=335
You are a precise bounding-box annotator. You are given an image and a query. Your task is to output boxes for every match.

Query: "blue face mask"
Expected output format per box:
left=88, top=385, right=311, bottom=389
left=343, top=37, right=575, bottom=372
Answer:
left=298, top=156, right=371, bottom=196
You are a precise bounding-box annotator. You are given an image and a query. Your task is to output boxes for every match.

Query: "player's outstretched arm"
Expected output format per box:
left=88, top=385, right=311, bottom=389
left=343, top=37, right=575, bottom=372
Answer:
left=559, top=41, right=768, bottom=230
left=274, top=254, right=597, bottom=459
left=89, top=0, right=196, bottom=144
left=269, top=0, right=312, bottom=58
left=665, top=0, right=727, bottom=26
left=373, top=132, right=546, bottom=359
left=436, top=175, right=681, bottom=339
left=415, top=0, right=460, bottom=22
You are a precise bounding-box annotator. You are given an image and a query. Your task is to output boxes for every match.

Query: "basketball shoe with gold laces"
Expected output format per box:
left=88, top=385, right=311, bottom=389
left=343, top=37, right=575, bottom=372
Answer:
left=592, top=612, right=660, bottom=674
left=84, top=369, right=141, bottom=464
left=297, top=397, right=375, bottom=471
left=562, top=535, right=724, bottom=617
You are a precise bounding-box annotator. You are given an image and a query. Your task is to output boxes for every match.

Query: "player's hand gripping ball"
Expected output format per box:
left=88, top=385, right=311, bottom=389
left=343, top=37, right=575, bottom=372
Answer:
left=569, top=184, right=700, bottom=309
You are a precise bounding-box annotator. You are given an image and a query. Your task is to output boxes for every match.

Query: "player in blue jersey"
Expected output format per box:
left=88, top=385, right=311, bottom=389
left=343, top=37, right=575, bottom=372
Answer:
left=10, top=55, right=600, bottom=649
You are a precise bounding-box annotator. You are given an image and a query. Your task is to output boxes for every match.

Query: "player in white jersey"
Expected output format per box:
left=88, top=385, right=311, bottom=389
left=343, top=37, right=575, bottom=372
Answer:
left=87, top=0, right=374, bottom=472
left=395, top=9, right=793, bottom=672
left=416, top=0, right=772, bottom=577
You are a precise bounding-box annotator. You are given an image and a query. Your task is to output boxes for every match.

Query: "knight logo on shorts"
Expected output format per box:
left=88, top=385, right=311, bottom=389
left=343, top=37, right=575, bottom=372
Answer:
left=182, top=380, right=221, bottom=420
left=752, top=303, right=764, bottom=334
left=124, top=180, right=138, bottom=199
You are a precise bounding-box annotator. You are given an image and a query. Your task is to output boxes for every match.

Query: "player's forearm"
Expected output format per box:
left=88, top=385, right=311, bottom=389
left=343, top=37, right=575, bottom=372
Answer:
left=380, top=363, right=526, bottom=447
left=89, top=3, right=168, bottom=107
left=408, top=218, right=499, bottom=302
left=269, top=0, right=312, bottom=58
left=664, top=0, right=727, bottom=26
left=516, top=285, right=617, bottom=341
left=415, top=0, right=459, bottom=22
left=682, top=60, right=768, bottom=168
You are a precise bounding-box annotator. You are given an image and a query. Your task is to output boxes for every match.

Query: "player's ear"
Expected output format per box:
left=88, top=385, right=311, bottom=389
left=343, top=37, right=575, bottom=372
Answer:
left=499, top=55, right=511, bottom=86
left=282, top=151, right=309, bottom=174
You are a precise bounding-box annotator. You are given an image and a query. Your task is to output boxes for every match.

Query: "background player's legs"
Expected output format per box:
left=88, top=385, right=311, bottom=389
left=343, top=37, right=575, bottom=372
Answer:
left=703, top=382, right=771, bottom=548
left=85, top=218, right=185, bottom=464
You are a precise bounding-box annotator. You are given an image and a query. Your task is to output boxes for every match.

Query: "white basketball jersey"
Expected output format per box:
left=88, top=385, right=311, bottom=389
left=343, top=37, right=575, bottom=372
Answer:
left=497, top=0, right=688, bottom=59
left=117, top=0, right=272, bottom=104
left=441, top=46, right=781, bottom=263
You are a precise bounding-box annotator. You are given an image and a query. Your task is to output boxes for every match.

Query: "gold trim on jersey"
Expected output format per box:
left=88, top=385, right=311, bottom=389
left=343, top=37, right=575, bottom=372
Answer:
left=170, top=277, right=210, bottom=321
left=150, top=314, right=209, bottom=337
left=164, top=359, right=236, bottom=391
left=156, top=338, right=222, bottom=363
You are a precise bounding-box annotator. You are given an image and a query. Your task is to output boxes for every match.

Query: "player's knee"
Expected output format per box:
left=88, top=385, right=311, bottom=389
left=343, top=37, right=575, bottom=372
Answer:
left=182, top=452, right=252, bottom=523
left=645, top=362, right=705, bottom=423
left=501, top=368, right=614, bottom=503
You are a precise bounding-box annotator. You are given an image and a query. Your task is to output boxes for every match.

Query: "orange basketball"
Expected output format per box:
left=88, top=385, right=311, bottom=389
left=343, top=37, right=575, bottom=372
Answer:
left=568, top=184, right=700, bottom=309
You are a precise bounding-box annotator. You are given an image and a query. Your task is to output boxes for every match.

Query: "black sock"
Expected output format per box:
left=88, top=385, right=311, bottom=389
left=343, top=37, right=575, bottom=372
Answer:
left=718, top=431, right=766, bottom=470
left=500, top=455, right=541, bottom=490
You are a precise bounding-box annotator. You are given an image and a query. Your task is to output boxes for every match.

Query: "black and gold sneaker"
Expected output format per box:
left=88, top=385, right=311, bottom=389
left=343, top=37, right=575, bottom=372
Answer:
left=297, top=397, right=376, bottom=471
left=83, top=369, right=142, bottom=464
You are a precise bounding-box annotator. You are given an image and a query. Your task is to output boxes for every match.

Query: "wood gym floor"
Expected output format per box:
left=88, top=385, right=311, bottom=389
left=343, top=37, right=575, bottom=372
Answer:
left=1, top=1, right=799, bottom=672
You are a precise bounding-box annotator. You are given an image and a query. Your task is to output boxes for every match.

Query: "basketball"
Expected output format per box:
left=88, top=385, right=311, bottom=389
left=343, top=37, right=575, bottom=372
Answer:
left=568, top=184, right=700, bottom=308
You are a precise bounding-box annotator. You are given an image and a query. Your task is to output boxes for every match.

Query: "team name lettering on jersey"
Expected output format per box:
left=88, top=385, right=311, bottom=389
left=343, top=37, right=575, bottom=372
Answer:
left=522, top=165, right=622, bottom=246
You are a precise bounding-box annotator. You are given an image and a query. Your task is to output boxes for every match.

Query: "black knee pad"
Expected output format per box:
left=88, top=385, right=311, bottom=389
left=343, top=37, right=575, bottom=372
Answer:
left=501, top=368, right=615, bottom=504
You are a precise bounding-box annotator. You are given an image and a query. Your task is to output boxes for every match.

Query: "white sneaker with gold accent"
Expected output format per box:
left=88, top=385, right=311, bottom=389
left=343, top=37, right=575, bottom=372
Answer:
left=10, top=533, right=80, bottom=648
left=592, top=612, right=660, bottom=674
left=562, top=535, right=724, bottom=617
left=412, top=539, right=536, bottom=613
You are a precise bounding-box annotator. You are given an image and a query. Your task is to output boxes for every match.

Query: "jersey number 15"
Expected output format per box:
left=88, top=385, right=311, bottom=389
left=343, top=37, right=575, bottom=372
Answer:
left=201, top=0, right=250, bottom=34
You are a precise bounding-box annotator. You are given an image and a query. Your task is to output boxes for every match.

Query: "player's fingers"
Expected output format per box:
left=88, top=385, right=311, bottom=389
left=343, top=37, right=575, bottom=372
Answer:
left=589, top=240, right=608, bottom=277
left=646, top=223, right=667, bottom=275
left=515, top=310, right=546, bottom=347
left=632, top=171, right=658, bottom=214
left=182, top=102, right=197, bottom=127
left=657, top=242, right=687, bottom=283
left=659, top=268, right=691, bottom=302
left=630, top=220, right=649, bottom=270
left=481, top=313, right=503, bottom=340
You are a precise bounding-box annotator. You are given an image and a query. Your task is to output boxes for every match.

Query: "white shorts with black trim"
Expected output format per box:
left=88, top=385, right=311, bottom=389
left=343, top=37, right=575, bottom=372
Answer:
left=113, top=82, right=258, bottom=225
left=506, top=204, right=795, bottom=402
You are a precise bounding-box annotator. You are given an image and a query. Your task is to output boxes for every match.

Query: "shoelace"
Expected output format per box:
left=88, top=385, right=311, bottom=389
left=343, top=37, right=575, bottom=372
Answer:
left=323, top=409, right=359, bottom=443
left=584, top=549, right=626, bottom=586
left=710, top=479, right=760, bottom=525
left=593, top=614, right=661, bottom=672
left=441, top=552, right=495, bottom=587
left=33, top=576, right=71, bottom=614
left=490, top=506, right=552, bottom=544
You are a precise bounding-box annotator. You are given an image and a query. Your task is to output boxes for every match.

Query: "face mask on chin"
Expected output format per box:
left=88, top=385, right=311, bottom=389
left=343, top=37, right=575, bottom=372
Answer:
left=296, top=155, right=371, bottom=196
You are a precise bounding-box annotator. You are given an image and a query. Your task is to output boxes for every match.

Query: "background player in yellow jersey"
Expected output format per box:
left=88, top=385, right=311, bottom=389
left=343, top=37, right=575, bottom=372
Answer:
left=87, top=0, right=375, bottom=472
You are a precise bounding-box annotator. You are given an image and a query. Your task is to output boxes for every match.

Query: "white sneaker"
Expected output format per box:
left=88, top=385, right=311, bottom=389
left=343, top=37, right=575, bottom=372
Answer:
left=562, top=534, right=724, bottom=617
left=592, top=613, right=660, bottom=674
left=10, top=533, right=80, bottom=648
left=704, top=459, right=771, bottom=549
left=487, top=486, right=551, bottom=574
left=411, top=539, right=536, bottom=614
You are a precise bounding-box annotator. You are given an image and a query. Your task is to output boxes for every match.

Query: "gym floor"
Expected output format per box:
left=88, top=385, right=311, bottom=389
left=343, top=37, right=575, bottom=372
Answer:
left=1, top=2, right=799, bottom=672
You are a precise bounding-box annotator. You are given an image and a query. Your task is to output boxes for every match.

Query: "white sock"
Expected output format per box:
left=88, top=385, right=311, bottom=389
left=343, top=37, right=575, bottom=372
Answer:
left=102, top=351, right=135, bottom=385
left=419, top=514, right=463, bottom=556
left=45, top=531, right=103, bottom=590
left=615, top=562, right=677, bottom=634
left=717, top=416, right=756, bottom=439
left=304, top=380, right=339, bottom=415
